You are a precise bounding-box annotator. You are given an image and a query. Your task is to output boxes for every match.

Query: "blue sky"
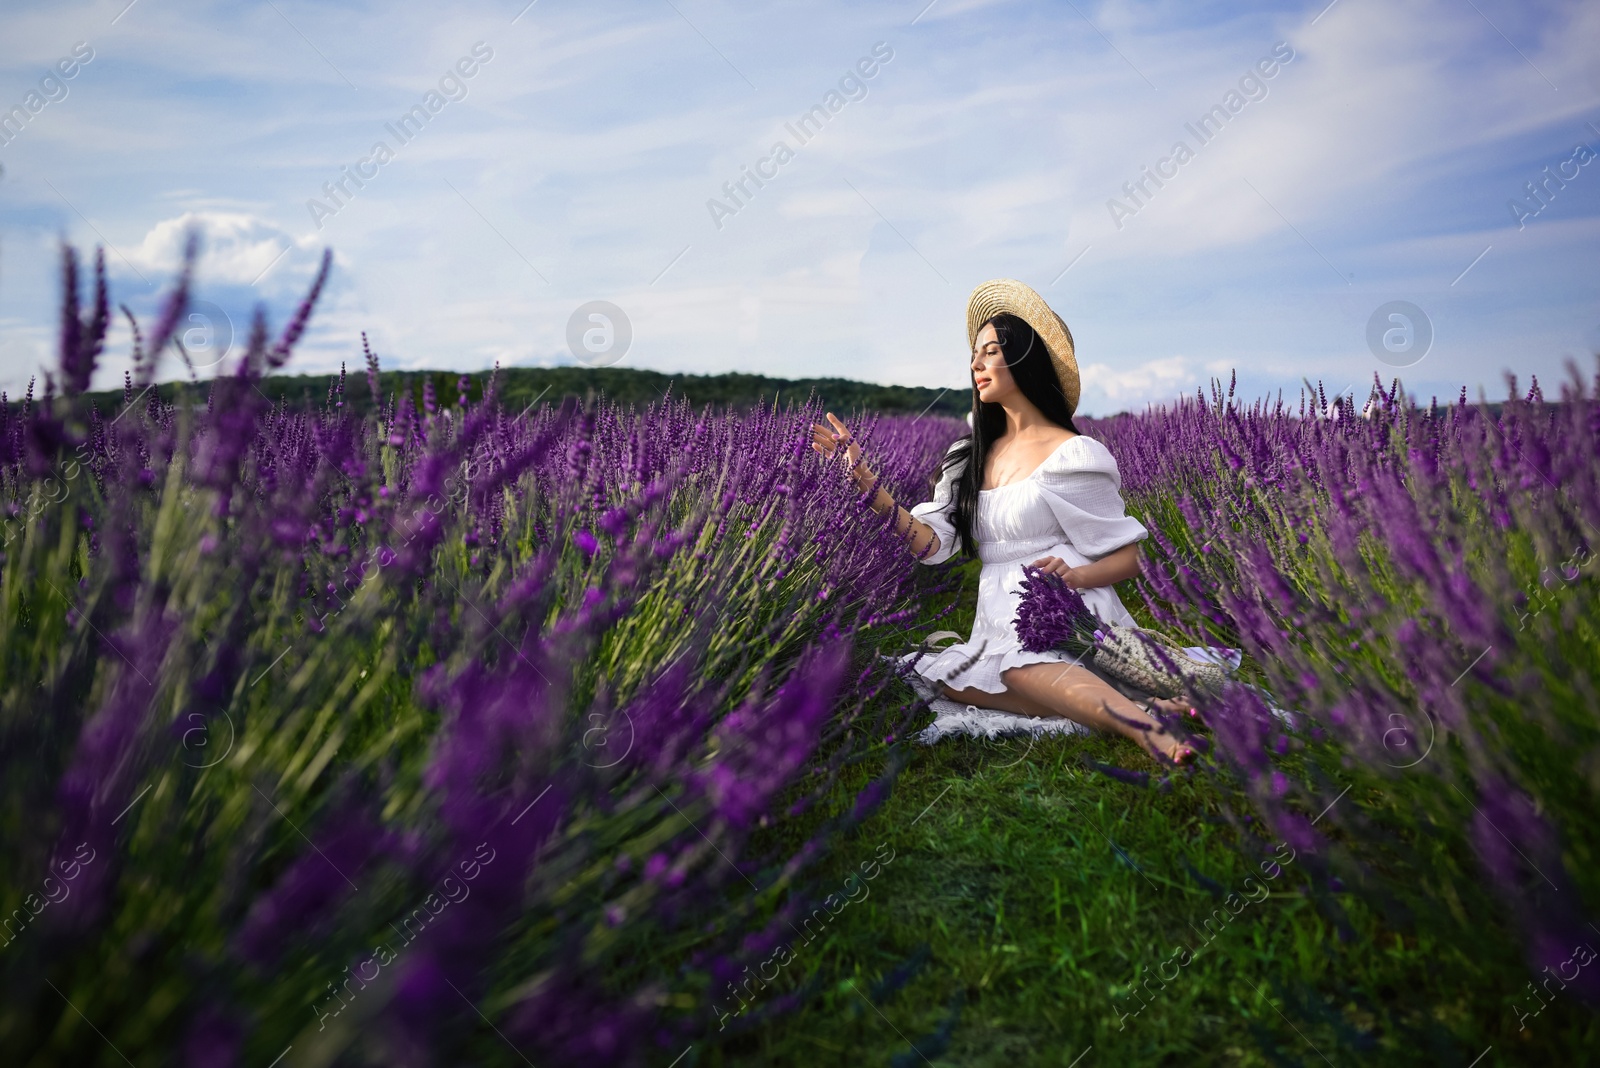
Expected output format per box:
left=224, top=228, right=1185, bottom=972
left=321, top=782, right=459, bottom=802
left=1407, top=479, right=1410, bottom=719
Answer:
left=0, top=0, right=1596, bottom=414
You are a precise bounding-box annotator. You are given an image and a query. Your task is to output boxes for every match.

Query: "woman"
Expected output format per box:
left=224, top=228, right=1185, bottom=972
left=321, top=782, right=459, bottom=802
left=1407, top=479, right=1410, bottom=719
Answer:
left=811, top=279, right=1197, bottom=765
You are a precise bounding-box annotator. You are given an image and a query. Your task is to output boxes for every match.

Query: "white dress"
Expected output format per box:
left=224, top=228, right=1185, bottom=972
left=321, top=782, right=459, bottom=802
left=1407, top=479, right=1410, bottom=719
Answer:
left=908, top=435, right=1149, bottom=695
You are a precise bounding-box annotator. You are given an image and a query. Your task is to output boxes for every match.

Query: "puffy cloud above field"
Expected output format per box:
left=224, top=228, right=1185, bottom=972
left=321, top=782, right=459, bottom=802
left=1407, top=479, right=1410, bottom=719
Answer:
left=126, top=212, right=322, bottom=286
left=0, top=0, right=1596, bottom=413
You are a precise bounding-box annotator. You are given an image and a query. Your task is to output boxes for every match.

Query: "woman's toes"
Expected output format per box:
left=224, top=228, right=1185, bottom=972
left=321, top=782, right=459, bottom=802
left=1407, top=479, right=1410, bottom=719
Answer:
left=1135, top=727, right=1197, bottom=767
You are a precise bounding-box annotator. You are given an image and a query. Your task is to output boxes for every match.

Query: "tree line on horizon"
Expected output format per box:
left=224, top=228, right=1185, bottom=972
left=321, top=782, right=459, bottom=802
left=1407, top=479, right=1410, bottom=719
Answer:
left=48, top=365, right=975, bottom=420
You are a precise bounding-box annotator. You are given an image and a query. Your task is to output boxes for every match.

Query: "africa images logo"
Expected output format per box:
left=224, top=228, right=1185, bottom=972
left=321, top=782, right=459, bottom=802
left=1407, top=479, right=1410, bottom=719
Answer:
left=0, top=42, right=95, bottom=150
left=1105, top=41, right=1295, bottom=230
left=705, top=42, right=894, bottom=231
left=306, top=42, right=495, bottom=230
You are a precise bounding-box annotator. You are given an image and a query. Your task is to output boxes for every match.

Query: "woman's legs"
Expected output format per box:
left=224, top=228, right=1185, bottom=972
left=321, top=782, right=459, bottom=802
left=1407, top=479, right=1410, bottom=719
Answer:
left=939, top=661, right=1196, bottom=764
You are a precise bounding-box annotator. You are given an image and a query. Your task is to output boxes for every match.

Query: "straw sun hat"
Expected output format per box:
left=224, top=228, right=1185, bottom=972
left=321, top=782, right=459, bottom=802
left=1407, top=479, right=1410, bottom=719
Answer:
left=965, top=279, right=1080, bottom=416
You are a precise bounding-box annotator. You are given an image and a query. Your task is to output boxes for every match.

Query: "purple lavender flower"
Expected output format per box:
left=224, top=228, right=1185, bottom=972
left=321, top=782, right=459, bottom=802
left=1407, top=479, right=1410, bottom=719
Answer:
left=1013, top=566, right=1100, bottom=656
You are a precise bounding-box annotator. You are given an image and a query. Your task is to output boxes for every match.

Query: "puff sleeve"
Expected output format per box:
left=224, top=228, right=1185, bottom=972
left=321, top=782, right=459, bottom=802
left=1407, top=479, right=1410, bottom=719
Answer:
left=907, top=443, right=967, bottom=566
left=1035, top=436, right=1148, bottom=559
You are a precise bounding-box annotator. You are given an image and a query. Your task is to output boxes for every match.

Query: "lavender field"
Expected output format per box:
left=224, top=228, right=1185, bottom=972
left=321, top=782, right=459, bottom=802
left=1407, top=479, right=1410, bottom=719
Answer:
left=2, top=249, right=1597, bottom=1066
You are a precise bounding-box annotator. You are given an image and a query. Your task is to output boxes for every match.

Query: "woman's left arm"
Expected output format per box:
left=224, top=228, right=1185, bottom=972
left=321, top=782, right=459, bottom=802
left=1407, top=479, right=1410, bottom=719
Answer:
left=1030, top=542, right=1142, bottom=589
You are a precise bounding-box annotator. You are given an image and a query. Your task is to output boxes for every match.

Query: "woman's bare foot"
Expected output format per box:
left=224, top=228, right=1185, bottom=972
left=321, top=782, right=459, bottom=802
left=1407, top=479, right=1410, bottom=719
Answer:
left=1137, top=729, right=1196, bottom=765
left=1130, top=709, right=1198, bottom=766
left=1150, top=695, right=1207, bottom=730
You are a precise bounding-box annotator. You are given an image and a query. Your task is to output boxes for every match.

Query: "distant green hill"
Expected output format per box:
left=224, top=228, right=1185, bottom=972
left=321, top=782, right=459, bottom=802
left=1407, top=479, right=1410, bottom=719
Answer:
left=72, top=366, right=972, bottom=420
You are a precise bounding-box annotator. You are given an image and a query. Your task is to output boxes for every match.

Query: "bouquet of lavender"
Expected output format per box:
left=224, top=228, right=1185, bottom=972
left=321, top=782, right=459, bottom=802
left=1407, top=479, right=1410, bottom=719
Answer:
left=1014, top=566, right=1227, bottom=699
left=1014, top=565, right=1103, bottom=658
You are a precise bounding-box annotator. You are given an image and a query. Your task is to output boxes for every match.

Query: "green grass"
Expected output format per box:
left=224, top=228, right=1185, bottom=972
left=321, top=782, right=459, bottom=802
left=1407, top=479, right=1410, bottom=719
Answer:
left=701, top=738, right=1587, bottom=1067
left=690, top=563, right=1597, bottom=1068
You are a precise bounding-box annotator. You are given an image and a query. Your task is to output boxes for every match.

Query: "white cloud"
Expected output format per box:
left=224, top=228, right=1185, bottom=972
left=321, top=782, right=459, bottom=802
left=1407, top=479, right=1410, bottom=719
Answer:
left=1079, top=355, right=1199, bottom=409
left=126, top=212, right=318, bottom=288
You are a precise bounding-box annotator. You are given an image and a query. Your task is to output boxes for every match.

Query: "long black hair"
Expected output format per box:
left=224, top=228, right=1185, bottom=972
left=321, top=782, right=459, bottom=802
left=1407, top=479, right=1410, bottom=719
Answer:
left=937, top=312, right=1079, bottom=559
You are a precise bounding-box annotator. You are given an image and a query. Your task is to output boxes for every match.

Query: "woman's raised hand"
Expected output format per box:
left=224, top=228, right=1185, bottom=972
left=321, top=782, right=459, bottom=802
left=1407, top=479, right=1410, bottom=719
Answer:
left=810, top=412, right=872, bottom=487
